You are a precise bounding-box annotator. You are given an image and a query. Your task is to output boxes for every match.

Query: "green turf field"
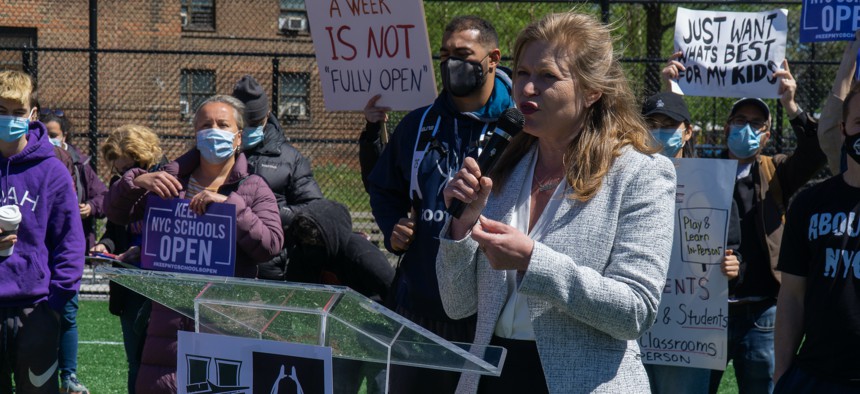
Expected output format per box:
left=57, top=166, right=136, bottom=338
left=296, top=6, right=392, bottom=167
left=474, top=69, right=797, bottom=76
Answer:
left=75, top=299, right=741, bottom=393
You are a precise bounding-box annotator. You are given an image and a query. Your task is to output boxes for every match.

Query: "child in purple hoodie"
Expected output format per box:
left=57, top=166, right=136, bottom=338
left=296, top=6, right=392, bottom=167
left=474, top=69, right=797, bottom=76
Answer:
left=0, top=70, right=85, bottom=393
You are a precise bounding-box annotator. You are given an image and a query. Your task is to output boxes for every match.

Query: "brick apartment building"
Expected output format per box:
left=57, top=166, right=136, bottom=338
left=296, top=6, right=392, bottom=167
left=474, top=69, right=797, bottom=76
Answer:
left=0, top=0, right=365, bottom=175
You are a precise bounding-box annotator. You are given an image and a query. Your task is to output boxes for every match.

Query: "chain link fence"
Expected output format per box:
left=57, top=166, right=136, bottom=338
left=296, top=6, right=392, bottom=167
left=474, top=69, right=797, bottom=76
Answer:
left=0, top=0, right=846, bottom=294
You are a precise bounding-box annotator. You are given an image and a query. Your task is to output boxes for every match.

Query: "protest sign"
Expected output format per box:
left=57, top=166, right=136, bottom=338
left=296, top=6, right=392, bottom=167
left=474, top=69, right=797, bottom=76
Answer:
left=178, top=331, right=333, bottom=394
left=639, top=158, right=737, bottom=370
left=671, top=8, right=788, bottom=98
left=141, top=196, right=236, bottom=277
left=801, top=0, right=860, bottom=42
left=306, top=0, right=437, bottom=111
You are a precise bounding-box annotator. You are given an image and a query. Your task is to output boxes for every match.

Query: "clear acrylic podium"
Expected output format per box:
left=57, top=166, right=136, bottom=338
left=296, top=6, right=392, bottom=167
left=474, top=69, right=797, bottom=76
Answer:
left=98, top=267, right=506, bottom=393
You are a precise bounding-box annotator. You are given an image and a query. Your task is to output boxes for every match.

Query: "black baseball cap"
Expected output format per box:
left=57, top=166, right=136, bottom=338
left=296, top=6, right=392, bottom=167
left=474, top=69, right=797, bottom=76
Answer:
left=642, top=92, right=691, bottom=123
left=729, top=97, right=771, bottom=121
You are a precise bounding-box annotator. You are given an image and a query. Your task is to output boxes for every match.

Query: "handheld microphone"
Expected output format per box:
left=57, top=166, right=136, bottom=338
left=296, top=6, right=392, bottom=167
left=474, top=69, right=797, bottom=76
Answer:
left=448, top=107, right=525, bottom=219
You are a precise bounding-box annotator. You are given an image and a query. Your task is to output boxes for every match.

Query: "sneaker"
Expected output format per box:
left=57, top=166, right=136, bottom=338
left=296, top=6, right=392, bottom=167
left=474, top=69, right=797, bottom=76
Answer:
left=60, top=374, right=89, bottom=394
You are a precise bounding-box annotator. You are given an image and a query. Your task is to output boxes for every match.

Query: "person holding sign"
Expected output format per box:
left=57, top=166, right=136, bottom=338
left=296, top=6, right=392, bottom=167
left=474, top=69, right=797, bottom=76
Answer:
left=104, top=95, right=284, bottom=394
left=816, top=30, right=860, bottom=175
left=438, top=12, right=675, bottom=393
left=641, top=91, right=742, bottom=394
left=665, top=58, right=828, bottom=393
left=367, top=15, right=512, bottom=394
left=773, top=83, right=860, bottom=393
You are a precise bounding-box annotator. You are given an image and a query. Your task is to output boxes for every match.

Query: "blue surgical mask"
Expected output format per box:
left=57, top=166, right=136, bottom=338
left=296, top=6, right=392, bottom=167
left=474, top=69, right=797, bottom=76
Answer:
left=241, top=125, right=264, bottom=150
left=49, top=137, right=63, bottom=148
left=651, top=128, right=685, bottom=158
left=0, top=115, right=29, bottom=142
left=196, top=128, right=237, bottom=164
left=727, top=124, right=761, bottom=159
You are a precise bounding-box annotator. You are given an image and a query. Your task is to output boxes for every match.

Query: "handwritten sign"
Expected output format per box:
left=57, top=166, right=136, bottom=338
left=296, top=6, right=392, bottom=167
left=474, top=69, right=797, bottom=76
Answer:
left=639, top=158, right=737, bottom=370
left=306, top=0, right=437, bottom=111
left=141, top=196, right=236, bottom=277
left=800, top=0, right=860, bottom=42
left=671, top=8, right=788, bottom=98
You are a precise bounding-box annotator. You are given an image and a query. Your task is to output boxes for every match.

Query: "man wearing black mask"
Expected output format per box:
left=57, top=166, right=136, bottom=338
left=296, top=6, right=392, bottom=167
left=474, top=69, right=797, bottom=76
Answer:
left=367, top=16, right=512, bottom=393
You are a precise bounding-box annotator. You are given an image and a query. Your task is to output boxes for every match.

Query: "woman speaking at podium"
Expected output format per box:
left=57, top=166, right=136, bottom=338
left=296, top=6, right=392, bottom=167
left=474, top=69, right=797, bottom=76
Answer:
left=437, top=12, right=676, bottom=394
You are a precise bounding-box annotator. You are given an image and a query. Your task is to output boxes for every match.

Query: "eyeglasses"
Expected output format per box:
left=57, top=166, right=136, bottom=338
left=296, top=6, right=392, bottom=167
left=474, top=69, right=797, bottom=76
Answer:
left=729, top=117, right=768, bottom=131
left=39, top=108, right=65, bottom=117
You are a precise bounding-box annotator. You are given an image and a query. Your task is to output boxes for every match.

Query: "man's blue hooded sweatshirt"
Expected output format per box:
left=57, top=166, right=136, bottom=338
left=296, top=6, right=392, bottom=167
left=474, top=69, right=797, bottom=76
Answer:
left=368, top=69, right=514, bottom=320
left=0, top=121, right=84, bottom=312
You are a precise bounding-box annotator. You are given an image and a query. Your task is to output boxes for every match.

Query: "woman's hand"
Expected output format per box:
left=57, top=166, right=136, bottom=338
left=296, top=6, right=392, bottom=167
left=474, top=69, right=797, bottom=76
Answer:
left=132, top=172, right=183, bottom=198
left=189, top=190, right=228, bottom=216
left=721, top=249, right=739, bottom=280
left=444, top=157, right=492, bottom=239
left=471, top=216, right=534, bottom=271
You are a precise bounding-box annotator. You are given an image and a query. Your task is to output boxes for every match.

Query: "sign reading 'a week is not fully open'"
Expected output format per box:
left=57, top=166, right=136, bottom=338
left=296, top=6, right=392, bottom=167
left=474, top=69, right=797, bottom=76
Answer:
left=306, top=0, right=437, bottom=111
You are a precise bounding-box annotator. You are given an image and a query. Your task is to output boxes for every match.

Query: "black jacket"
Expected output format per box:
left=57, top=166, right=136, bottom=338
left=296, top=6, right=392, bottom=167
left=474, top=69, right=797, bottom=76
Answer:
left=246, top=113, right=324, bottom=280
left=286, top=199, right=394, bottom=300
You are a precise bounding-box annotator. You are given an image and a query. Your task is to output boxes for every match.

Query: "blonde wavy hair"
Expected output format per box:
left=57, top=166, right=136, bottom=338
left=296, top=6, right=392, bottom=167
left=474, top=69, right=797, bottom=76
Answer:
left=101, top=124, right=163, bottom=170
left=492, top=12, right=657, bottom=202
left=0, top=70, right=34, bottom=108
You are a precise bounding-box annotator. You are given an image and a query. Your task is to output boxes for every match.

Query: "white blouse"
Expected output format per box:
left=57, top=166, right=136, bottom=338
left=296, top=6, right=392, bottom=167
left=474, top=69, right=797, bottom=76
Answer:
left=493, top=151, right=565, bottom=340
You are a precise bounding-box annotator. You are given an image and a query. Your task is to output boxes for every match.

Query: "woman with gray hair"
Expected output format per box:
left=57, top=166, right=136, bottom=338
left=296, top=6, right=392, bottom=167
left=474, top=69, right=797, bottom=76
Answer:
left=104, top=95, right=284, bottom=393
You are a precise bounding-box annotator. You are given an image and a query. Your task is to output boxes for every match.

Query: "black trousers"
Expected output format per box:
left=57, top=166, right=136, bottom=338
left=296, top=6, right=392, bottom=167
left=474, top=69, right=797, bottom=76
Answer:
left=478, top=335, right=549, bottom=394
left=0, top=303, right=61, bottom=394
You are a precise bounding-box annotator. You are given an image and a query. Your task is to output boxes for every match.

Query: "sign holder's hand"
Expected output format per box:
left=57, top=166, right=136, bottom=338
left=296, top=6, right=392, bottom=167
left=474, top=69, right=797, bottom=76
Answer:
left=189, top=190, right=228, bottom=216
left=365, top=94, right=391, bottom=144
left=774, top=59, right=800, bottom=118
left=133, top=172, right=183, bottom=199
left=721, top=249, right=740, bottom=280
left=662, top=51, right=686, bottom=90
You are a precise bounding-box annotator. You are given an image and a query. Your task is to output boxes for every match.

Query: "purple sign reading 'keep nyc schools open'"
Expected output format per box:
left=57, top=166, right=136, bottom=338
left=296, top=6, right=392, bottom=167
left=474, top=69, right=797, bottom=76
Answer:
left=141, top=195, right=237, bottom=277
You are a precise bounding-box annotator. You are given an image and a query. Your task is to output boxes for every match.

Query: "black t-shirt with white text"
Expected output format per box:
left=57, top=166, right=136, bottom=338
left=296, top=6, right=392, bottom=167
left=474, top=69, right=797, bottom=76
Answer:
left=778, top=175, right=860, bottom=381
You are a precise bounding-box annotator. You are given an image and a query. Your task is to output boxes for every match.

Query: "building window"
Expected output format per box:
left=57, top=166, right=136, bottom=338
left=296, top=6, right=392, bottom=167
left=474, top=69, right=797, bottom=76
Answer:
left=279, top=0, right=308, bottom=35
left=181, top=0, right=215, bottom=31
left=278, top=72, right=310, bottom=122
left=180, top=70, right=215, bottom=118
left=0, top=27, right=37, bottom=73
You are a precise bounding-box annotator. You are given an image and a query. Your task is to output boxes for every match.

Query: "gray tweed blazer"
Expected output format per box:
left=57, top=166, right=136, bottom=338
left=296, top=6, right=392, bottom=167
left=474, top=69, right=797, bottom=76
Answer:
left=437, top=145, right=676, bottom=393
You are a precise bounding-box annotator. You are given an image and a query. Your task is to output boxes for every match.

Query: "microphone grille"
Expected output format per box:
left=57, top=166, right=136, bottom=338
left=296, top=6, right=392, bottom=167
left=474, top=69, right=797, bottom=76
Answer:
left=497, top=108, right=525, bottom=136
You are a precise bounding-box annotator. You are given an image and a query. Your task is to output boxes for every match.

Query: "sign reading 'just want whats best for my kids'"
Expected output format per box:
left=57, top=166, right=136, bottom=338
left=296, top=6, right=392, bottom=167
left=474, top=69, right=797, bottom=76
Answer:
left=671, top=8, right=788, bottom=98
left=306, top=0, right=437, bottom=111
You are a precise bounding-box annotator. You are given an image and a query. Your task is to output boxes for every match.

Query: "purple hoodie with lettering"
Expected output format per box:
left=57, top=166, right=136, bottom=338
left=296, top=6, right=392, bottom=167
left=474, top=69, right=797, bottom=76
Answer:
left=0, top=121, right=85, bottom=312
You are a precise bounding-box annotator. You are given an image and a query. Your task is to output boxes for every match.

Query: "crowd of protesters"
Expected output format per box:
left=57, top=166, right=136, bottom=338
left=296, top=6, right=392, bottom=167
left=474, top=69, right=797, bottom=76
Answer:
left=0, top=8, right=857, bottom=394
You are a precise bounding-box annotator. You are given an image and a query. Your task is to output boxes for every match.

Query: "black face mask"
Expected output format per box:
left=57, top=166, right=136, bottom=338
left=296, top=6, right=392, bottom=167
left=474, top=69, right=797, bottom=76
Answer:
left=441, top=55, right=488, bottom=97
left=845, top=131, right=860, bottom=165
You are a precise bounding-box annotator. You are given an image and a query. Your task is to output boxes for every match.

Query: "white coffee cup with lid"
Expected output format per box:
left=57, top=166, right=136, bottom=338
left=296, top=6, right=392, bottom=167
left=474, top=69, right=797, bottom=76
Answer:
left=0, top=205, right=21, bottom=256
